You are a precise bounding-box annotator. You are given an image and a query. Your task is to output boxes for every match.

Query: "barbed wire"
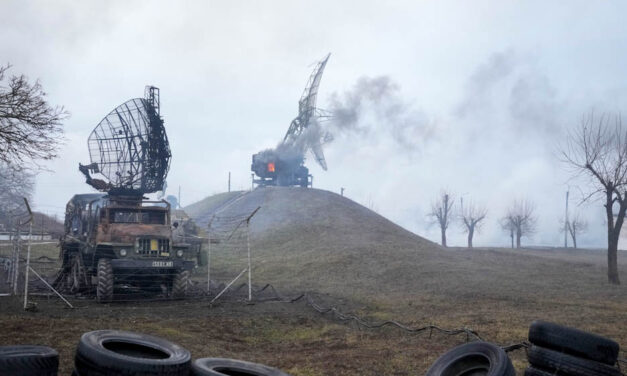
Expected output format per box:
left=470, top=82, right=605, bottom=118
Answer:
left=220, top=283, right=542, bottom=353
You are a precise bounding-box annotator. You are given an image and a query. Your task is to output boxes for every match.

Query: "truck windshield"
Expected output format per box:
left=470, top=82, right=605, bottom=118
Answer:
left=110, top=210, right=166, bottom=224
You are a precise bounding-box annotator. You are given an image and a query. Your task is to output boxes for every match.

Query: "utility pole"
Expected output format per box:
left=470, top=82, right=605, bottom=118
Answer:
left=228, top=172, right=231, bottom=193
left=564, top=190, right=569, bottom=248
left=178, top=185, right=181, bottom=209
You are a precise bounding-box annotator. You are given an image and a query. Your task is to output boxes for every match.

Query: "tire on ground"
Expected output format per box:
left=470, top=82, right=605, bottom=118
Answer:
left=96, top=258, right=113, bottom=303
left=528, top=320, right=619, bottom=365
left=171, top=270, right=189, bottom=299
left=192, top=358, right=292, bottom=376
left=524, top=366, right=558, bottom=376
left=527, top=345, right=620, bottom=376
left=74, top=330, right=191, bottom=376
left=0, top=345, right=59, bottom=376
left=425, top=342, right=515, bottom=376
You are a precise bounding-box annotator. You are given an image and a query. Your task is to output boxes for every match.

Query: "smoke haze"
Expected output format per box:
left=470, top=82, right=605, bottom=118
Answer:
left=2, top=1, right=627, bottom=248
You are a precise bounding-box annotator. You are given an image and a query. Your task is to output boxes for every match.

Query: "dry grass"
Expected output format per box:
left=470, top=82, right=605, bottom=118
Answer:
left=1, top=188, right=626, bottom=375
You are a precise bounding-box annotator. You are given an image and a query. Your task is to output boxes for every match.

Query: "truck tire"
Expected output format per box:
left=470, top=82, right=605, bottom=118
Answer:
left=96, top=258, right=113, bottom=303
left=527, top=345, right=620, bottom=376
left=528, top=320, right=619, bottom=365
left=69, top=255, right=87, bottom=293
left=171, top=270, right=189, bottom=299
left=192, top=358, right=292, bottom=376
left=75, top=330, right=191, bottom=376
left=0, top=345, right=59, bottom=376
left=425, top=342, right=515, bottom=376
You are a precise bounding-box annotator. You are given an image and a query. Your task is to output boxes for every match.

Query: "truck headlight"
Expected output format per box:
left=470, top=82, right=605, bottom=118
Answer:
left=176, top=250, right=184, bottom=257
left=120, top=249, right=127, bottom=257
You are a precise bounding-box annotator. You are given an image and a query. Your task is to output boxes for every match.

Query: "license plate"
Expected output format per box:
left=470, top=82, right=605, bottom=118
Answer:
left=151, top=261, right=173, bottom=267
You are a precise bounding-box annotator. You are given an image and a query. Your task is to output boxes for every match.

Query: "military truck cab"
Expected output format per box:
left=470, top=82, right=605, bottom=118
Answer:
left=59, top=194, right=194, bottom=302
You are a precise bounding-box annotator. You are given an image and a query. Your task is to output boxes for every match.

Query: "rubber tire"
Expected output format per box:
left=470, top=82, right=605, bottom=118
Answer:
left=171, top=270, right=189, bottom=299
left=524, top=366, right=556, bottom=376
left=192, top=358, right=292, bottom=376
left=0, top=345, right=59, bottom=376
left=528, top=320, right=619, bottom=365
left=425, top=342, right=515, bottom=376
left=96, top=258, right=113, bottom=303
left=70, top=255, right=87, bottom=293
left=74, top=330, right=191, bottom=376
left=527, top=345, right=620, bottom=376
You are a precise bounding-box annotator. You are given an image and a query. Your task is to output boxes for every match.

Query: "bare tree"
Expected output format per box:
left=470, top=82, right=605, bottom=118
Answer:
left=561, top=113, right=626, bottom=284
left=0, top=163, right=34, bottom=228
left=429, top=191, right=454, bottom=247
left=501, top=199, right=536, bottom=248
left=459, top=201, right=487, bottom=248
left=566, top=213, right=588, bottom=249
left=0, top=64, right=67, bottom=165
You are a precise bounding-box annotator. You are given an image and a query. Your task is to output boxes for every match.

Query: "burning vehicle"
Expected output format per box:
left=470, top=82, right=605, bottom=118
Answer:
left=251, top=54, right=332, bottom=187
left=54, top=86, right=194, bottom=302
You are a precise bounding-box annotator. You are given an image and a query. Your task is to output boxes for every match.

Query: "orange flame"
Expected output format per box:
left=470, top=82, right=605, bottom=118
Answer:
left=267, top=162, right=275, bottom=172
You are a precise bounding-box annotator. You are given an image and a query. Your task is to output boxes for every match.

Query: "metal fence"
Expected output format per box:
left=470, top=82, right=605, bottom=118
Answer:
left=1, top=202, right=261, bottom=309
left=0, top=198, right=65, bottom=307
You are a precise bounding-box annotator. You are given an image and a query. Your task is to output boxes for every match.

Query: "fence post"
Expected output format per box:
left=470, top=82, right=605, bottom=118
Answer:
left=247, top=222, right=251, bottom=301
left=13, top=226, right=21, bottom=295
left=23, top=198, right=33, bottom=310
left=207, top=235, right=211, bottom=293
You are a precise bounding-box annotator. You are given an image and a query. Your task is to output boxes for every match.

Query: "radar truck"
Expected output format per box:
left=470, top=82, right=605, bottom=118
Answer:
left=54, top=86, right=195, bottom=302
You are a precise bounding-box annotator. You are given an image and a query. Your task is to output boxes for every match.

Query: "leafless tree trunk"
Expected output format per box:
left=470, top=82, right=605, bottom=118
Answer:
left=561, top=113, right=625, bottom=284
left=561, top=213, right=588, bottom=249
left=501, top=200, right=536, bottom=248
left=0, top=163, right=34, bottom=228
left=429, top=191, right=454, bottom=247
left=0, top=64, right=67, bottom=166
left=460, top=201, right=487, bottom=248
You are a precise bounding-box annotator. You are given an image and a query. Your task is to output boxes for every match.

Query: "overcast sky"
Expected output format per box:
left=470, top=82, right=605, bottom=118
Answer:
left=2, top=1, right=627, bottom=247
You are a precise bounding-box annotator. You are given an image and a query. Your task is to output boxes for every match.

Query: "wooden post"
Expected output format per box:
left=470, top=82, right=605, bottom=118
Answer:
left=247, top=222, right=252, bottom=301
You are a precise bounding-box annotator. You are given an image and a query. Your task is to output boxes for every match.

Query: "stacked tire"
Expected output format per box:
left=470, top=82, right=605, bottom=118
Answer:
left=73, top=330, right=191, bottom=375
left=525, top=320, right=621, bottom=376
left=71, top=330, right=292, bottom=376
left=425, top=342, right=515, bottom=376
left=191, top=358, right=292, bottom=376
left=0, top=345, right=59, bottom=376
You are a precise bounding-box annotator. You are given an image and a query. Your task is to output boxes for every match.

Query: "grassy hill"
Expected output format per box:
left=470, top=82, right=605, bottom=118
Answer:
left=186, top=187, right=627, bottom=347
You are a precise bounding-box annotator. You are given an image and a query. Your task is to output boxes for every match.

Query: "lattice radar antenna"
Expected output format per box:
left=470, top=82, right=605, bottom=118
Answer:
left=283, top=53, right=332, bottom=171
left=79, top=86, right=171, bottom=196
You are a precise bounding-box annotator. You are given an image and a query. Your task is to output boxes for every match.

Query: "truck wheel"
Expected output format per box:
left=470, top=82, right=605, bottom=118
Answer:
left=75, top=330, right=191, bottom=376
left=171, top=270, right=190, bottom=299
left=69, top=255, right=87, bottom=294
left=0, top=345, right=59, bottom=376
left=96, top=258, right=113, bottom=303
left=192, top=358, right=292, bottom=376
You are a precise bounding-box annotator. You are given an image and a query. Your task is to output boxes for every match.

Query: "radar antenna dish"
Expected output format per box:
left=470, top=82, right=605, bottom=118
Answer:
left=283, top=53, right=331, bottom=170
left=80, top=86, right=171, bottom=196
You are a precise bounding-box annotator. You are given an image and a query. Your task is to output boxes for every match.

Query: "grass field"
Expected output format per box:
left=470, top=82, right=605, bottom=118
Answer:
left=1, top=188, right=626, bottom=375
